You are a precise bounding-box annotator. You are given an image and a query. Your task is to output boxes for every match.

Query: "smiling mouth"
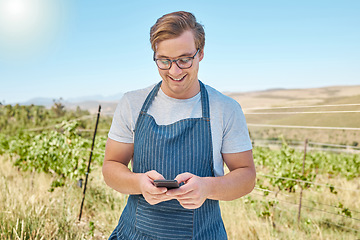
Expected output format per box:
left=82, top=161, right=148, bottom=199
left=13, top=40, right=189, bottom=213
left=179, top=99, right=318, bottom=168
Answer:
left=169, top=74, right=187, bottom=81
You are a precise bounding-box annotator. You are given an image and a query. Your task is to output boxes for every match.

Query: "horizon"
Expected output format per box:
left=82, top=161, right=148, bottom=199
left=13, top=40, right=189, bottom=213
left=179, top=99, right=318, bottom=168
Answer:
left=6, top=83, right=360, bottom=106
left=1, top=0, right=359, bottom=104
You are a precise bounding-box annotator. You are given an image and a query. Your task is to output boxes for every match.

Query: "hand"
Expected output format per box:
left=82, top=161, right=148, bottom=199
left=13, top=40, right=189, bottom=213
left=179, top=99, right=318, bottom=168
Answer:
left=139, top=170, right=174, bottom=205
left=166, top=172, right=210, bottom=209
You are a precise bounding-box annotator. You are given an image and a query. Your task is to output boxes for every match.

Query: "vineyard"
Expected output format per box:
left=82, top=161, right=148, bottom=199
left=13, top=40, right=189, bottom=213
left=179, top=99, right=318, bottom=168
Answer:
left=0, top=103, right=359, bottom=239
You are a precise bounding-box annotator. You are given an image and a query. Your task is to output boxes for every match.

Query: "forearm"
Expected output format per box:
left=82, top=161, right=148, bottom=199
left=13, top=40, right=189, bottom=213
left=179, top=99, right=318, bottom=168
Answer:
left=206, top=166, right=256, bottom=201
left=102, top=160, right=143, bottom=195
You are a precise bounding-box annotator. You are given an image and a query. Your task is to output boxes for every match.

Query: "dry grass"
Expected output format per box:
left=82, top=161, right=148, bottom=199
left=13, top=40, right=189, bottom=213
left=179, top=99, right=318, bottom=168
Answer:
left=0, top=154, right=125, bottom=240
left=1, top=155, right=359, bottom=240
left=220, top=165, right=360, bottom=240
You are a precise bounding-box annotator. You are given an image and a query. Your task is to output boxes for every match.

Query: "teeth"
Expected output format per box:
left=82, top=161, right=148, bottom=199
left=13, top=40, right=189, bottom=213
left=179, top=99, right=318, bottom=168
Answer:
left=170, top=75, right=186, bottom=81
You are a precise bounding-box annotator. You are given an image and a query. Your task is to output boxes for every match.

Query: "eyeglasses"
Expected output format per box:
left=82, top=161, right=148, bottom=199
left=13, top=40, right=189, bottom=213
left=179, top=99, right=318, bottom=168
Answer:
left=153, top=49, right=200, bottom=70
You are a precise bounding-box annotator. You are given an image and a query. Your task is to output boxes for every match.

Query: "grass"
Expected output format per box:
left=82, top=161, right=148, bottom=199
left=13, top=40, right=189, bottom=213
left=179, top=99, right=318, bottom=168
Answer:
left=1, top=154, right=359, bottom=240
left=0, top=154, right=124, bottom=239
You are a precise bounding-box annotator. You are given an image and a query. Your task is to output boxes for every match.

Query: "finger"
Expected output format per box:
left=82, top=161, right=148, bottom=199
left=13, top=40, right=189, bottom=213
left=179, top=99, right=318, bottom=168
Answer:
left=145, top=170, right=165, bottom=181
left=145, top=183, right=167, bottom=194
left=151, top=187, right=168, bottom=194
left=140, top=174, right=167, bottom=194
left=178, top=202, right=199, bottom=210
left=174, top=172, right=193, bottom=184
left=166, top=187, right=193, bottom=197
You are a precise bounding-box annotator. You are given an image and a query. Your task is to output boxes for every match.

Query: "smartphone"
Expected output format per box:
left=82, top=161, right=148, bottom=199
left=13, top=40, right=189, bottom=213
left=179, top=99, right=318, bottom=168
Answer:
left=153, top=180, right=179, bottom=189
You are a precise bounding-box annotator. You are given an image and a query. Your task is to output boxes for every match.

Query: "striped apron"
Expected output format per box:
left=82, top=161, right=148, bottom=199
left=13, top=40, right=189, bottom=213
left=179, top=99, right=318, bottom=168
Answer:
left=109, top=81, right=227, bottom=240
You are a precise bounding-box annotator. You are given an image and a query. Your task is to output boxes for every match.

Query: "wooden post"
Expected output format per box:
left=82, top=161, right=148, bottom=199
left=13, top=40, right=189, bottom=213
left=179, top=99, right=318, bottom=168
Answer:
left=298, top=138, right=308, bottom=225
left=79, top=105, right=101, bottom=221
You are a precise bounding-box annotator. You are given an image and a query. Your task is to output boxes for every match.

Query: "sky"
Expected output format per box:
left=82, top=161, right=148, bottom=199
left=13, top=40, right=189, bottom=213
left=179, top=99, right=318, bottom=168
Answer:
left=0, top=0, right=359, bottom=104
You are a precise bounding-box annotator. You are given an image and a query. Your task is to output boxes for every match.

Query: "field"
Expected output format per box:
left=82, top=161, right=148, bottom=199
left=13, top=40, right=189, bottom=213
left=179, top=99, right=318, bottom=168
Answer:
left=1, top=147, right=359, bottom=239
left=1, top=85, right=360, bottom=239
left=229, top=85, right=360, bottom=145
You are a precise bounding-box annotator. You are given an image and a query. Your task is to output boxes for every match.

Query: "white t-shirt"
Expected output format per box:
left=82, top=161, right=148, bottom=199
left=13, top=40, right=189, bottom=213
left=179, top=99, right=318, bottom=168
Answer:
left=108, top=82, right=252, bottom=176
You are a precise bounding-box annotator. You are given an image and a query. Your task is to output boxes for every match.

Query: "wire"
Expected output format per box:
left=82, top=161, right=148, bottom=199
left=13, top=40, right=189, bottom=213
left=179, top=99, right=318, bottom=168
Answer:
left=247, top=123, right=360, bottom=131
left=254, top=187, right=360, bottom=215
left=245, top=110, right=360, bottom=115
left=257, top=173, right=360, bottom=192
left=250, top=194, right=360, bottom=232
left=251, top=193, right=360, bottom=233
left=308, top=141, right=360, bottom=150
left=253, top=139, right=360, bottom=150
left=300, top=204, right=360, bottom=222
left=250, top=192, right=360, bottom=222
left=243, top=103, right=360, bottom=111
left=300, top=196, right=360, bottom=215
left=253, top=143, right=360, bottom=154
left=252, top=139, right=360, bottom=149
left=307, top=147, right=360, bottom=154
left=252, top=139, right=360, bottom=153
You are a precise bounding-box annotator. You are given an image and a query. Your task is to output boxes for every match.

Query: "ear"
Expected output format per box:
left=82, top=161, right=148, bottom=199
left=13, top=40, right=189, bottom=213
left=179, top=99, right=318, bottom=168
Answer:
left=199, top=49, right=204, bottom=62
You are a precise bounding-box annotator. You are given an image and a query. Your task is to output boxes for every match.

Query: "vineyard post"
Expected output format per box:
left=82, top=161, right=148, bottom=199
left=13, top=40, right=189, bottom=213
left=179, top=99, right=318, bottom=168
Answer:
left=298, top=138, right=308, bottom=225
left=78, top=105, right=101, bottom=221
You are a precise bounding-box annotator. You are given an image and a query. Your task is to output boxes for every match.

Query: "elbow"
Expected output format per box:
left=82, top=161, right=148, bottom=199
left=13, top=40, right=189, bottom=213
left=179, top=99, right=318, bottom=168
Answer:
left=248, top=168, right=256, bottom=194
left=251, top=168, right=256, bottom=189
left=102, top=161, right=111, bottom=187
left=242, top=167, right=256, bottom=197
left=247, top=177, right=256, bottom=195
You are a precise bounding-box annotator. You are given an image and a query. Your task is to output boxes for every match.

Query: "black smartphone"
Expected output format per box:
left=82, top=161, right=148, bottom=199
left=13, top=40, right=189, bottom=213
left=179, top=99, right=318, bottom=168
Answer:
left=153, top=180, right=179, bottom=189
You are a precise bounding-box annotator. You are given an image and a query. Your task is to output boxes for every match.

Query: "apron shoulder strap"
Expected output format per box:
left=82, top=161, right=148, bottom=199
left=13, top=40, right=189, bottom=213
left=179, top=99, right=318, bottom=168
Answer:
left=140, top=81, right=162, bottom=113
left=199, top=80, right=210, bottom=119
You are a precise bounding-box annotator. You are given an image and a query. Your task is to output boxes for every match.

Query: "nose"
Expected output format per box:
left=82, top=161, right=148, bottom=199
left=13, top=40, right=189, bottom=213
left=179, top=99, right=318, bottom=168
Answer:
left=168, top=61, right=182, bottom=76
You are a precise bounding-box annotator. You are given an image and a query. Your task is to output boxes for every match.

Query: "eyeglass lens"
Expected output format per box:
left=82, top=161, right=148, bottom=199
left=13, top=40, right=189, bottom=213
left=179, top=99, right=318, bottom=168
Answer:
left=156, top=58, right=193, bottom=70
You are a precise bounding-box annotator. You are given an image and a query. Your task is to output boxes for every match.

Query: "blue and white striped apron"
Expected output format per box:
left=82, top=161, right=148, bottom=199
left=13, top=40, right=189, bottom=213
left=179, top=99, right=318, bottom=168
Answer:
left=109, top=81, right=227, bottom=240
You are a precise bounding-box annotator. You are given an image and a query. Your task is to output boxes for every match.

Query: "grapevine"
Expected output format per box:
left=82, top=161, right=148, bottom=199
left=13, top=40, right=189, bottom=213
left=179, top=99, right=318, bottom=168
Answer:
left=4, top=120, right=106, bottom=191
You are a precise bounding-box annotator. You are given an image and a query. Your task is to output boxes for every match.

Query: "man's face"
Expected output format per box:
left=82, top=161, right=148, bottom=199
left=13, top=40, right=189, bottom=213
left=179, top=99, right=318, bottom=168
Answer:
left=154, top=30, right=203, bottom=99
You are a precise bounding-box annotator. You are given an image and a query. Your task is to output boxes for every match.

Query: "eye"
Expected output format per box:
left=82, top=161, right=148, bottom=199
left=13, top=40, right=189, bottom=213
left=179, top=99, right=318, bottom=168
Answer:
left=158, top=59, right=170, bottom=66
left=178, top=58, right=191, bottom=64
left=160, top=60, right=170, bottom=64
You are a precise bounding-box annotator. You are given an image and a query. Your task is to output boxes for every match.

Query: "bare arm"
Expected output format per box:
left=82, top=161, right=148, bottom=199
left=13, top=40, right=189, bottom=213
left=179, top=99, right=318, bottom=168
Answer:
left=102, top=138, right=173, bottom=204
left=167, top=150, right=256, bottom=209
left=207, top=150, right=256, bottom=200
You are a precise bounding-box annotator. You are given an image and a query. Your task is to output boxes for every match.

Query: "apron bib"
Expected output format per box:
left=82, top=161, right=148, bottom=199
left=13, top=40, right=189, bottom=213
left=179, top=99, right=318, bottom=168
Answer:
left=109, top=81, right=227, bottom=240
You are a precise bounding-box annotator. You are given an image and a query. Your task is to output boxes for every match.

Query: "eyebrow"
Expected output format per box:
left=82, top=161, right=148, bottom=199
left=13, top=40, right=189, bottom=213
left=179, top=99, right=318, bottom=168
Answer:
left=156, top=51, right=194, bottom=59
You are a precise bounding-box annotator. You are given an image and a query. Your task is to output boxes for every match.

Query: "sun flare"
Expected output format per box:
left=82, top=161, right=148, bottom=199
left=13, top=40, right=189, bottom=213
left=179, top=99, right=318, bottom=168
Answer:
left=0, top=0, right=65, bottom=59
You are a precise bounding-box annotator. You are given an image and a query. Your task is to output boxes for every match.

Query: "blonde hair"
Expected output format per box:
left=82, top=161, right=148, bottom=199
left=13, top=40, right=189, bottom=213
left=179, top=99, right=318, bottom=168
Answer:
left=150, top=11, right=205, bottom=53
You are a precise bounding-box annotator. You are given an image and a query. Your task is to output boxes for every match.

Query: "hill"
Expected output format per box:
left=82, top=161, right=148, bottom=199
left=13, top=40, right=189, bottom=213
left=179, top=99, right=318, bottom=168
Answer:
left=227, top=85, right=360, bottom=109
left=227, top=85, right=360, bottom=145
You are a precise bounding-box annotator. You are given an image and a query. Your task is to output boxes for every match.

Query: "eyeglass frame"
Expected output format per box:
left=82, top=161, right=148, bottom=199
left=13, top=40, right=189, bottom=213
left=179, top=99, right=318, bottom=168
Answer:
left=153, top=49, right=200, bottom=70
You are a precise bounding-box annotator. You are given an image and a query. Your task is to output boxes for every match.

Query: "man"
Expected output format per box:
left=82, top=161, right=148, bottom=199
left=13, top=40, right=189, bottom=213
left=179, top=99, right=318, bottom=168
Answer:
left=103, top=11, right=256, bottom=239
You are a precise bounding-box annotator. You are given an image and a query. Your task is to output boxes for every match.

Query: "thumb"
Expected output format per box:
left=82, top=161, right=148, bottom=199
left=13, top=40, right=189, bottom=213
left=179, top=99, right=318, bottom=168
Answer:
left=175, top=172, right=194, bottom=184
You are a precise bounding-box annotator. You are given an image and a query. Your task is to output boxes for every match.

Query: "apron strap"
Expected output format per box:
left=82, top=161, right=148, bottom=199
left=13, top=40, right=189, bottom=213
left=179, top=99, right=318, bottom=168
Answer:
left=140, top=80, right=210, bottom=119
left=199, top=80, right=210, bottom=119
left=140, top=81, right=162, bottom=113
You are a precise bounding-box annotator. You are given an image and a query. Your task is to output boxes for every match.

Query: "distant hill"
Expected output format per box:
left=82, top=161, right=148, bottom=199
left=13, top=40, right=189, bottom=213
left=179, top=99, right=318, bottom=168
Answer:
left=17, top=93, right=124, bottom=114
left=227, top=85, right=360, bottom=145
left=227, top=85, right=360, bottom=109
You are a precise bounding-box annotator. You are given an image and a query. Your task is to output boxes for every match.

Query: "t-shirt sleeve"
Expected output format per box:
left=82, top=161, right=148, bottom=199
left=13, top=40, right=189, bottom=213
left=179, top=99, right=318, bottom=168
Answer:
left=221, top=102, right=252, bottom=153
left=108, top=94, right=135, bottom=143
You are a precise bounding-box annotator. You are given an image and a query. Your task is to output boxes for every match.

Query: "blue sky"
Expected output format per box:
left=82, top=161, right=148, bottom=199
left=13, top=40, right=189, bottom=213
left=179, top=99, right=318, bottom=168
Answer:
left=0, top=0, right=359, bottom=104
